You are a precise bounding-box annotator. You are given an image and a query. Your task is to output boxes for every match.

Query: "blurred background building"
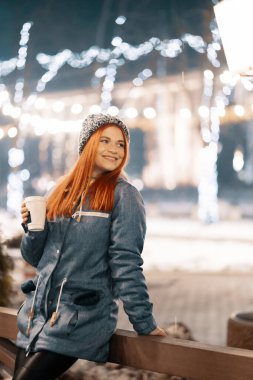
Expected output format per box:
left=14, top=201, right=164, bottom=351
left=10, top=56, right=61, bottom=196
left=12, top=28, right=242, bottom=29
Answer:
left=0, top=0, right=253, bottom=221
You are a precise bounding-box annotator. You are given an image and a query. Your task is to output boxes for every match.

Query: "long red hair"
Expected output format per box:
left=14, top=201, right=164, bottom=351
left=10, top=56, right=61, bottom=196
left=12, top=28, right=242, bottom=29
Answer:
left=46, top=124, right=129, bottom=220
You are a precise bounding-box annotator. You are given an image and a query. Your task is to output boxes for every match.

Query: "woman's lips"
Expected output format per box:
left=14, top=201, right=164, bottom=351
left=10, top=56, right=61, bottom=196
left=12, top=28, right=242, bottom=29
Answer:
left=103, top=156, right=117, bottom=161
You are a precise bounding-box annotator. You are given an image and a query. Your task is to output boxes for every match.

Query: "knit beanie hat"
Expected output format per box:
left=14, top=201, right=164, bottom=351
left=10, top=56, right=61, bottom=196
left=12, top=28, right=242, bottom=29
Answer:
left=79, top=113, right=130, bottom=155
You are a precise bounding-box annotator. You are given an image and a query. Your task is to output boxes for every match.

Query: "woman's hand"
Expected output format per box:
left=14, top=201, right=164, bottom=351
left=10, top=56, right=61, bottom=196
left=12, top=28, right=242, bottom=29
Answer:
left=149, top=326, right=167, bottom=336
left=21, top=201, right=29, bottom=224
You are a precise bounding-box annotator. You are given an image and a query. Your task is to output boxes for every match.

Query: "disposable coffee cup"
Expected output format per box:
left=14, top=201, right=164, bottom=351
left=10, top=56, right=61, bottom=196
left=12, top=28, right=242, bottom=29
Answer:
left=25, top=196, right=46, bottom=231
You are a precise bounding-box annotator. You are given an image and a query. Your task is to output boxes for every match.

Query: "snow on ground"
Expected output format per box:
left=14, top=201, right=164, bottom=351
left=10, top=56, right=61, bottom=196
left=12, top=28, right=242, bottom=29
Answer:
left=144, top=218, right=253, bottom=272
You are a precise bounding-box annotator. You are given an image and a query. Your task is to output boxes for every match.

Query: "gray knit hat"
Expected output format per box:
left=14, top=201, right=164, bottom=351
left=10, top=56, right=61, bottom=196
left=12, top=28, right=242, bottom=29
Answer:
left=79, top=113, right=130, bottom=155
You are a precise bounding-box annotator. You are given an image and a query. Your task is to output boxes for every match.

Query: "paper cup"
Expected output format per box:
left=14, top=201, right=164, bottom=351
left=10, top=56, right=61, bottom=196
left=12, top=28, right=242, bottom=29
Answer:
left=25, top=196, right=46, bottom=231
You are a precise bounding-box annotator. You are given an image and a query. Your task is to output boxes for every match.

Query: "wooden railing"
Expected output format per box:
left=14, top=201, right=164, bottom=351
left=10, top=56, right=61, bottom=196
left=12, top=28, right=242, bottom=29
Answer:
left=1, top=307, right=253, bottom=380
left=0, top=307, right=18, bottom=375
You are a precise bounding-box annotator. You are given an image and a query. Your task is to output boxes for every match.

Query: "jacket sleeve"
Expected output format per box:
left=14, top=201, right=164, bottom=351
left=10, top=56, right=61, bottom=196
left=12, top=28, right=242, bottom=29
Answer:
left=20, top=222, right=49, bottom=267
left=108, top=182, right=157, bottom=335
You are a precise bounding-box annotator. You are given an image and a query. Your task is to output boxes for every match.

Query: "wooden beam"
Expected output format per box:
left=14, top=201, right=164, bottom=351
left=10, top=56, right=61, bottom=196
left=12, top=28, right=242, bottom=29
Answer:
left=0, top=307, right=18, bottom=340
left=0, top=338, right=17, bottom=375
left=109, top=329, right=253, bottom=380
left=1, top=308, right=253, bottom=380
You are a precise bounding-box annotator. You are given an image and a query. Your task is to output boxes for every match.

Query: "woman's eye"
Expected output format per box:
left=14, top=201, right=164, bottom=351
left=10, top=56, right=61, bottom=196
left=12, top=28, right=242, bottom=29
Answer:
left=118, top=143, right=125, bottom=148
left=100, top=139, right=108, bottom=143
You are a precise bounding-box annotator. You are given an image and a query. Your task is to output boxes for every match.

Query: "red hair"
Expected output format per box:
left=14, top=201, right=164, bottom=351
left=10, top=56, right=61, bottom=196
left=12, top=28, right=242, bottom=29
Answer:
left=46, top=124, right=129, bottom=220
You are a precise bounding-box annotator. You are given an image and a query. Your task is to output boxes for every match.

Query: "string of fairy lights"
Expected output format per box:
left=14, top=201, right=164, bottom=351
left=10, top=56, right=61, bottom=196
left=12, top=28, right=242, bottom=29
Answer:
left=0, top=13, right=252, bottom=219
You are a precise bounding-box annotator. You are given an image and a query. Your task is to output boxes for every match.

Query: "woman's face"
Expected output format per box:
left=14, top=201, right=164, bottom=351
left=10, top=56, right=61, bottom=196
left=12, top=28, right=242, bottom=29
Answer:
left=92, top=125, right=125, bottom=178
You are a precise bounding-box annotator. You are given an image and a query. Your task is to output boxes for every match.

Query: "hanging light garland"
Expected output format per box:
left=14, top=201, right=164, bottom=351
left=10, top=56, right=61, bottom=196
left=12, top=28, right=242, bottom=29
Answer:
left=0, top=20, right=223, bottom=140
left=1, top=26, right=219, bottom=105
left=0, top=26, right=223, bottom=137
left=2, top=22, right=33, bottom=215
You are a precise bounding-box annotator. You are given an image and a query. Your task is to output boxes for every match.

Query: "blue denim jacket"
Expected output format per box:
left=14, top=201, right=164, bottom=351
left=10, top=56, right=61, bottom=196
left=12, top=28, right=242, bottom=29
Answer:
left=16, top=178, right=157, bottom=362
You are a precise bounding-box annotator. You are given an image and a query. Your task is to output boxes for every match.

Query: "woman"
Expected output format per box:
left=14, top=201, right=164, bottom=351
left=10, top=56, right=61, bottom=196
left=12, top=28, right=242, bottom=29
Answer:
left=14, top=113, right=166, bottom=380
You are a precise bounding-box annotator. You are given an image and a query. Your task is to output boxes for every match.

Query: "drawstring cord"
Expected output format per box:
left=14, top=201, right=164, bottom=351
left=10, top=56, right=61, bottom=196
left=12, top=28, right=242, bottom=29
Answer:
left=25, top=277, right=68, bottom=354
left=50, top=277, right=67, bottom=327
left=77, top=192, right=84, bottom=222
left=72, top=179, right=94, bottom=222
left=26, top=274, right=41, bottom=336
left=72, top=191, right=85, bottom=222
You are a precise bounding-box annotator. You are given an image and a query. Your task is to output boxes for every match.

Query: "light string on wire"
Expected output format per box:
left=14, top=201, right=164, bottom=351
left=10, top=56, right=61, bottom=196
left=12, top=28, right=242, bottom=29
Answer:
left=196, top=14, right=253, bottom=223
left=0, top=16, right=250, bottom=140
left=0, top=25, right=223, bottom=137
left=0, top=20, right=220, bottom=114
left=14, top=22, right=33, bottom=104
left=3, top=22, right=33, bottom=214
left=1, top=17, right=251, bottom=133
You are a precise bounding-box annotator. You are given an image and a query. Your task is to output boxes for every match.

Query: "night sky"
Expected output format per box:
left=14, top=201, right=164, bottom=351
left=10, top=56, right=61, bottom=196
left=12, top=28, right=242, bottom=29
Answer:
left=0, top=0, right=216, bottom=91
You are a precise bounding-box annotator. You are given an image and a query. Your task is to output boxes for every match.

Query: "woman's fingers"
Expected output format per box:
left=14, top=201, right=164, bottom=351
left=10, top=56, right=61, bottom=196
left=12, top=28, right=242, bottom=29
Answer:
left=149, top=327, right=167, bottom=336
left=21, top=202, right=29, bottom=223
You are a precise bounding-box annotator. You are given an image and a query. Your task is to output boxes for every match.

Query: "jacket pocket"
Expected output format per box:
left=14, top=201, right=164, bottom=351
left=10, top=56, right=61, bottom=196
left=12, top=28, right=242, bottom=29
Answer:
left=73, top=290, right=100, bottom=306
left=74, top=293, right=105, bottom=329
left=45, top=304, right=78, bottom=338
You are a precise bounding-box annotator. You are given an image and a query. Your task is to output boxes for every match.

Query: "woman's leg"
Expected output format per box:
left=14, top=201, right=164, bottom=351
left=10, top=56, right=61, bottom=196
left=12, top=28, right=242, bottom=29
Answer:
left=13, top=348, right=27, bottom=376
left=13, top=348, right=77, bottom=380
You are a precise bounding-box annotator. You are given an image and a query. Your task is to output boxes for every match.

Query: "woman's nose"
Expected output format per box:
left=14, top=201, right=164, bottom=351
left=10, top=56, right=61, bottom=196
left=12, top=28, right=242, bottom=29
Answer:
left=108, top=144, right=117, bottom=153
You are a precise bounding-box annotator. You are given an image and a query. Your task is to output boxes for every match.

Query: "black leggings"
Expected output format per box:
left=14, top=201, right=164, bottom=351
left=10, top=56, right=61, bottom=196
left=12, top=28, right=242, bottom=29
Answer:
left=13, top=347, right=78, bottom=380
